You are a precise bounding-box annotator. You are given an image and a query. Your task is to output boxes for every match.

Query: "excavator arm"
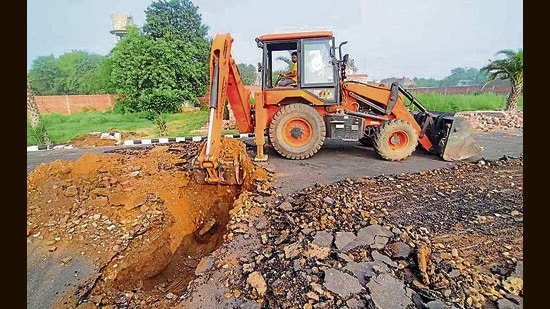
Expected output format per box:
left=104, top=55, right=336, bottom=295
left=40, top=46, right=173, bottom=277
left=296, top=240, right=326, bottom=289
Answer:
left=194, top=33, right=268, bottom=184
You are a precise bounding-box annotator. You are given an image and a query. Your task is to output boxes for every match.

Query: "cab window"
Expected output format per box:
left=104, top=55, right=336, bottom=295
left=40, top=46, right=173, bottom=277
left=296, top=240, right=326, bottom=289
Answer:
left=302, top=39, right=334, bottom=85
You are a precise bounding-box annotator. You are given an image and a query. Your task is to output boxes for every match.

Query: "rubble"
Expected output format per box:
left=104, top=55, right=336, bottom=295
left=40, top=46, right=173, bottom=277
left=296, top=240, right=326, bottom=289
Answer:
left=27, top=112, right=523, bottom=309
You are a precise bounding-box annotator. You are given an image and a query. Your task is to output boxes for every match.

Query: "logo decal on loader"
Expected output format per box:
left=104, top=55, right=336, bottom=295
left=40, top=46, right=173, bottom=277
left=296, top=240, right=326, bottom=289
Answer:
left=318, top=89, right=332, bottom=99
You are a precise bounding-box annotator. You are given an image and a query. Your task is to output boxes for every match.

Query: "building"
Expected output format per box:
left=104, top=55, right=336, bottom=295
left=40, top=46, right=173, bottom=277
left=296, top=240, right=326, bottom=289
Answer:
left=380, top=77, right=416, bottom=87
left=346, top=73, right=369, bottom=83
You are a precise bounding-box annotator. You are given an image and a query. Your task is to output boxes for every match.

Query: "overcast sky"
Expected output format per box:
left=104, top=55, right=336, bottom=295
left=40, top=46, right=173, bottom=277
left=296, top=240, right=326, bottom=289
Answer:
left=27, top=0, right=523, bottom=81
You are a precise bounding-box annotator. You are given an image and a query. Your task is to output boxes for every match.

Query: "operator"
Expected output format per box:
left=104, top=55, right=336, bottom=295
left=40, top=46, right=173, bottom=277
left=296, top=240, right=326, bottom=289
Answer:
left=277, top=51, right=298, bottom=86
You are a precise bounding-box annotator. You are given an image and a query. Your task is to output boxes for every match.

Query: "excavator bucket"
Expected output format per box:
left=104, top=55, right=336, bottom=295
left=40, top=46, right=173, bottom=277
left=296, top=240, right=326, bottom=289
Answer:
left=192, top=155, right=245, bottom=186
left=414, top=112, right=483, bottom=161
left=193, top=138, right=248, bottom=185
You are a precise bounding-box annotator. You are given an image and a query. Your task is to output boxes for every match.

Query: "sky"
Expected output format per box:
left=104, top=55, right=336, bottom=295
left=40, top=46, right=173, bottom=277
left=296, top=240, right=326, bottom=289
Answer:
left=27, top=0, right=523, bottom=81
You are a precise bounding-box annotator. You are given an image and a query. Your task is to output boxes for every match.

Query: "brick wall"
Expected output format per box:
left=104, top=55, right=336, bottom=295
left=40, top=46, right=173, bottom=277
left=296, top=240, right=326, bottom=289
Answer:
left=35, top=89, right=257, bottom=115
left=34, top=94, right=116, bottom=114
left=34, top=85, right=512, bottom=115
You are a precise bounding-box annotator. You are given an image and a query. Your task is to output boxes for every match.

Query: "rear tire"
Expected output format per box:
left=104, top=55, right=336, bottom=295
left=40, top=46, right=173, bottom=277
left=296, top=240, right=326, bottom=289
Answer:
left=269, top=104, right=326, bottom=159
left=373, top=120, right=418, bottom=161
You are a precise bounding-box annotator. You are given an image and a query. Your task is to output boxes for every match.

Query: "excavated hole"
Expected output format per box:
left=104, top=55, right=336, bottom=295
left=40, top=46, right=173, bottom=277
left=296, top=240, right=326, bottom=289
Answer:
left=138, top=182, right=240, bottom=294
left=92, top=137, right=266, bottom=297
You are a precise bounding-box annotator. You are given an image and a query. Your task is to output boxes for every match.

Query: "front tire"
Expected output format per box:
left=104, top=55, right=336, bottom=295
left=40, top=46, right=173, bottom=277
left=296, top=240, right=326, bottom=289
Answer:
left=373, top=120, right=418, bottom=161
left=268, top=104, right=326, bottom=159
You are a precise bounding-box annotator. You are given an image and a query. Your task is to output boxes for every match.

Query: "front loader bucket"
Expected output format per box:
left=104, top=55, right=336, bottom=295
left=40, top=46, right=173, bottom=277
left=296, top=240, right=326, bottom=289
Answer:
left=414, top=112, right=483, bottom=161
left=440, top=115, right=483, bottom=161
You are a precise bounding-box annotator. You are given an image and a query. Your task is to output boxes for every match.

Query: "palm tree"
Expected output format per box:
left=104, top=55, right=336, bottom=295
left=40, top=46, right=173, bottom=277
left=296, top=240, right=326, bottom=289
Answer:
left=481, top=49, right=523, bottom=111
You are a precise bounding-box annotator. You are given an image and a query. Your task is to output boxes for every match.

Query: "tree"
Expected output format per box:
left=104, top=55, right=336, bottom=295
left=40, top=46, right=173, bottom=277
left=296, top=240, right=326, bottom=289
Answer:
left=481, top=49, right=523, bottom=111
left=413, top=77, right=439, bottom=87
left=439, top=67, right=487, bottom=87
left=80, top=58, right=116, bottom=94
left=110, top=0, right=211, bottom=135
left=110, top=26, right=209, bottom=110
left=348, top=58, right=358, bottom=74
left=57, top=51, right=108, bottom=94
left=27, top=81, right=51, bottom=145
left=111, top=25, right=209, bottom=135
left=27, top=52, right=113, bottom=95
left=142, top=0, right=208, bottom=42
left=236, top=63, right=258, bottom=85
left=27, top=55, right=64, bottom=95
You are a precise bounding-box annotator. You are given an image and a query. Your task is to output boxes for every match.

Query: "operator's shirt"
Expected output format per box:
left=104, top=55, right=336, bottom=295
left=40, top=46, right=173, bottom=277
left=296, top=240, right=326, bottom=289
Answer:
left=290, top=62, right=297, bottom=82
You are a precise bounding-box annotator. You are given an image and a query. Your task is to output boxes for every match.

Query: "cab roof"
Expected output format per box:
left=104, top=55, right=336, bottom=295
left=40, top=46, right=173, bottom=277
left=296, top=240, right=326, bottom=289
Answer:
left=258, top=31, right=333, bottom=42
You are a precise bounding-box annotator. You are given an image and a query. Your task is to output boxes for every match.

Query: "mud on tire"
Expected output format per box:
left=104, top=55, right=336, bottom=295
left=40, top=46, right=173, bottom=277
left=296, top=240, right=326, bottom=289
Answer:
left=268, top=104, right=326, bottom=159
left=373, top=119, right=418, bottom=161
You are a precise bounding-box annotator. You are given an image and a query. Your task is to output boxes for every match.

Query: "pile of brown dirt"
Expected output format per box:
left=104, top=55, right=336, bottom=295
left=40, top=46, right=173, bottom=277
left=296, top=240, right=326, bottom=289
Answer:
left=69, top=133, right=119, bottom=147
left=27, top=138, right=271, bottom=308
left=68, top=132, right=147, bottom=148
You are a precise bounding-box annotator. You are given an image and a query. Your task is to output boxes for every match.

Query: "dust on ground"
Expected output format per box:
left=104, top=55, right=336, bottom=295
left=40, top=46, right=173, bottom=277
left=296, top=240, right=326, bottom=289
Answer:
left=27, top=111, right=523, bottom=308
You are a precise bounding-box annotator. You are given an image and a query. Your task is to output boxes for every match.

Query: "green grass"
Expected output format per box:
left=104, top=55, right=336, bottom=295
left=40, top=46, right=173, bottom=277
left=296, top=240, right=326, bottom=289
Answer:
left=411, top=92, right=523, bottom=113
left=27, top=110, right=210, bottom=146
left=27, top=93, right=523, bottom=146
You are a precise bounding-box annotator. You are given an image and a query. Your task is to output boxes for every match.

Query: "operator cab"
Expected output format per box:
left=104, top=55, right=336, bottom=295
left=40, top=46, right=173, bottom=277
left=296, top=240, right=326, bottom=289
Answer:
left=255, top=31, right=340, bottom=104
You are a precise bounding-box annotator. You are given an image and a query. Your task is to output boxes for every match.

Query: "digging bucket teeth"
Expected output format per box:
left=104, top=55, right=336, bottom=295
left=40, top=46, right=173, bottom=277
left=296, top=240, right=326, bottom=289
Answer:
left=192, top=142, right=246, bottom=186
left=192, top=158, right=244, bottom=186
left=216, top=157, right=245, bottom=185
left=414, top=111, right=483, bottom=161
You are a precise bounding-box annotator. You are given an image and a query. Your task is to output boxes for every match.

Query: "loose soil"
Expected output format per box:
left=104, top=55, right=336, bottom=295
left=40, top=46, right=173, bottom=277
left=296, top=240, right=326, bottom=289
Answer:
left=27, top=112, right=523, bottom=309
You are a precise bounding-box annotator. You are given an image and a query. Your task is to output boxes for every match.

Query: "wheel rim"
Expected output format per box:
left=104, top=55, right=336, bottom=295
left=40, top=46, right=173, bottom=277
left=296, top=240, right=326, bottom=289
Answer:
left=386, top=130, right=409, bottom=150
left=282, top=117, right=313, bottom=148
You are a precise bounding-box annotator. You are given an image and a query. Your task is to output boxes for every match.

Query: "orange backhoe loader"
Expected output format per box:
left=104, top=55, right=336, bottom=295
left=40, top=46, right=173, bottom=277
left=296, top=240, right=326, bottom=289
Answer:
left=194, top=31, right=482, bottom=184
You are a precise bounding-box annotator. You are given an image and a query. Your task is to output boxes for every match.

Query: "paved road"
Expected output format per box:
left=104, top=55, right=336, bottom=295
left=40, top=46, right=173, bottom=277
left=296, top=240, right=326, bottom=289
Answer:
left=26, top=129, right=522, bottom=308
left=26, top=129, right=523, bottom=179
left=247, top=129, right=523, bottom=195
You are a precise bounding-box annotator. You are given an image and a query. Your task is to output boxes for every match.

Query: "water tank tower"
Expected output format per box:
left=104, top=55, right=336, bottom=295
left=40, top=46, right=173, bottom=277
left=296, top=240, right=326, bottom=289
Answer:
left=110, top=13, right=135, bottom=41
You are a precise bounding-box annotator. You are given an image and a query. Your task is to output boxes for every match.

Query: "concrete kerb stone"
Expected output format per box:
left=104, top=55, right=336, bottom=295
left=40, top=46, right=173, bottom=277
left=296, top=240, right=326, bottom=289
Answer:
left=27, top=144, right=76, bottom=151
left=26, top=133, right=258, bottom=152
left=121, top=133, right=257, bottom=146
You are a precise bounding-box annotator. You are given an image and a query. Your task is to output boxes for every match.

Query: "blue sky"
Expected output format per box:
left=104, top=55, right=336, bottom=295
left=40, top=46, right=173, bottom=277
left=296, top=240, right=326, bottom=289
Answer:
left=27, top=0, right=523, bottom=81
